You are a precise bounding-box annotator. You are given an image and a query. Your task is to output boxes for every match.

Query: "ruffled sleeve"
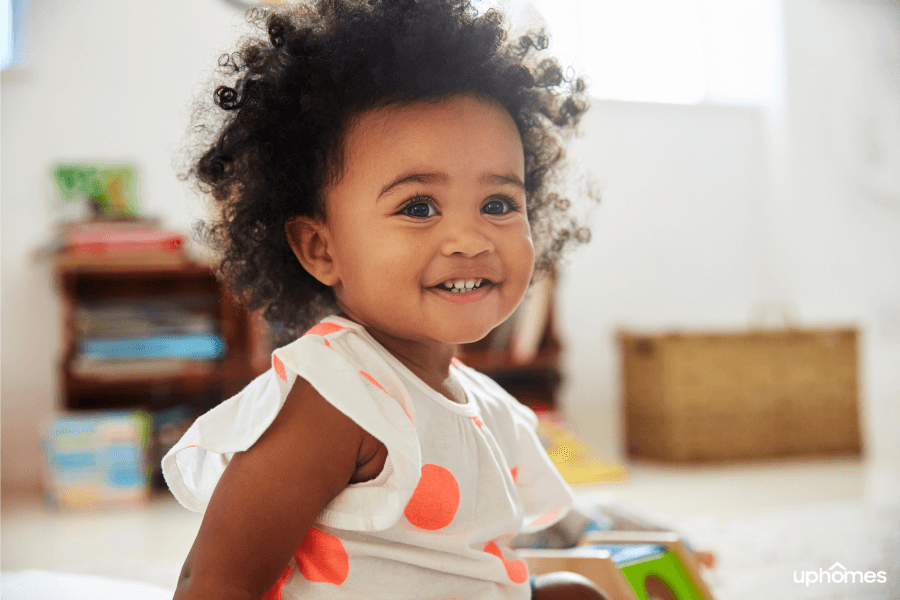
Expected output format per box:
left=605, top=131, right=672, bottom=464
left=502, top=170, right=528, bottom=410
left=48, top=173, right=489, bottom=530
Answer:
left=161, top=322, right=421, bottom=532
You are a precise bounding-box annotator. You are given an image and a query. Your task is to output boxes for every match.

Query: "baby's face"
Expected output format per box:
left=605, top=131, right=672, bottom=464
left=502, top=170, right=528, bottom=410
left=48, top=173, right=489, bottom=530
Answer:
left=322, top=93, right=533, bottom=347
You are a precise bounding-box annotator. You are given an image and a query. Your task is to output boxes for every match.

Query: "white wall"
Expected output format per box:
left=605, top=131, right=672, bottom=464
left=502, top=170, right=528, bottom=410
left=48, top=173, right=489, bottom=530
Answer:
left=1, top=0, right=244, bottom=489
left=557, top=0, right=900, bottom=462
left=779, top=0, right=900, bottom=462
left=556, top=101, right=774, bottom=456
left=3, top=0, right=899, bottom=490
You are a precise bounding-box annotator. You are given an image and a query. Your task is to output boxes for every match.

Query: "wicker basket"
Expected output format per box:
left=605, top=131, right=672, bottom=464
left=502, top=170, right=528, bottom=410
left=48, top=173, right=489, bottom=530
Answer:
left=619, top=327, right=861, bottom=462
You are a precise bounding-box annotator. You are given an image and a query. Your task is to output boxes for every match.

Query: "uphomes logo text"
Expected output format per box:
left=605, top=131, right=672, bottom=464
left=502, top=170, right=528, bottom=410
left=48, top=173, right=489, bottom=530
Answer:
left=794, top=562, right=888, bottom=586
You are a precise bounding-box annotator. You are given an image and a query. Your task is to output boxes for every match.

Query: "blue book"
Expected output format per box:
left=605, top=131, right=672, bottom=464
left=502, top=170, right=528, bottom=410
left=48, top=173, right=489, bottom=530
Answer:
left=43, top=411, right=151, bottom=508
left=79, top=334, right=225, bottom=359
left=588, top=544, right=666, bottom=565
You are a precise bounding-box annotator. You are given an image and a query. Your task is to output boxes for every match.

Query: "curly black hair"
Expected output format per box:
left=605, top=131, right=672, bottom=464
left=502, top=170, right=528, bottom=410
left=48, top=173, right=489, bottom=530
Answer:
left=184, top=0, right=594, bottom=336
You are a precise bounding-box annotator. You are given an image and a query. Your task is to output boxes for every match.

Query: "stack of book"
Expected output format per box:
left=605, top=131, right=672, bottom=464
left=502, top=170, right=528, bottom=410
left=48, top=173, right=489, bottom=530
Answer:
left=42, top=410, right=151, bottom=509
left=55, top=219, right=187, bottom=268
left=71, top=296, right=225, bottom=380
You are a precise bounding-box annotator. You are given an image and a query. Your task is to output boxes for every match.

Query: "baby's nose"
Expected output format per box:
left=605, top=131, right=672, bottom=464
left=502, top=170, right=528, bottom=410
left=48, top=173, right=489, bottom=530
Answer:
left=439, top=218, right=495, bottom=257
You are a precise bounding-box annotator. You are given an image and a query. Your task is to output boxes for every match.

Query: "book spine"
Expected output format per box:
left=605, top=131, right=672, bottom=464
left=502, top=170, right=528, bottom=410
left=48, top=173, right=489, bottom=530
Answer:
left=79, top=334, right=225, bottom=359
left=71, top=237, right=183, bottom=253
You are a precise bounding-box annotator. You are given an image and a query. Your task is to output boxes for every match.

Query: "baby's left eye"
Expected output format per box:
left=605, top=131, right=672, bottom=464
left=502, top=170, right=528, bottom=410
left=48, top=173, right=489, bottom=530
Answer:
left=482, top=197, right=517, bottom=215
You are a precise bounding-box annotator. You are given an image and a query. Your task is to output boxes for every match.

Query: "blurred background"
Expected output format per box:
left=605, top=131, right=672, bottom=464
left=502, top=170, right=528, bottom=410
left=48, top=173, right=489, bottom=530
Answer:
left=2, top=1, right=899, bottom=599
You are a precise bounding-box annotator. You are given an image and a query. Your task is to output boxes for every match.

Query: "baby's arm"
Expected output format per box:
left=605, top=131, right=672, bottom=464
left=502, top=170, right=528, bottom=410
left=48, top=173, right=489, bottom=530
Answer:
left=173, top=376, right=368, bottom=600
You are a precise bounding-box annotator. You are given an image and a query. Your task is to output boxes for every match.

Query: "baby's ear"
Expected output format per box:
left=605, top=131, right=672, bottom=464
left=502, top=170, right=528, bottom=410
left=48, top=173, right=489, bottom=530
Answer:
left=285, top=216, right=339, bottom=286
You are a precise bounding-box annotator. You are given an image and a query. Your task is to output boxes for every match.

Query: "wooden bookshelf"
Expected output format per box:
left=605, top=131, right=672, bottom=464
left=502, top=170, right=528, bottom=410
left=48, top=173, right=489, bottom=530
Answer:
left=54, top=250, right=275, bottom=490
left=56, top=258, right=266, bottom=412
left=55, top=252, right=562, bottom=414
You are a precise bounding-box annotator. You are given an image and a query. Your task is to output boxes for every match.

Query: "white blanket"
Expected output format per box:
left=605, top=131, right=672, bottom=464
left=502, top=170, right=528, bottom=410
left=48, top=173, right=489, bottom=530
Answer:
left=1, top=570, right=174, bottom=600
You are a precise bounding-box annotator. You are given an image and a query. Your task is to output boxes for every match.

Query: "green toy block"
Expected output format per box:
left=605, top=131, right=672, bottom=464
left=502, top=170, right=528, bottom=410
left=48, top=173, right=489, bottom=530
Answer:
left=619, top=548, right=705, bottom=600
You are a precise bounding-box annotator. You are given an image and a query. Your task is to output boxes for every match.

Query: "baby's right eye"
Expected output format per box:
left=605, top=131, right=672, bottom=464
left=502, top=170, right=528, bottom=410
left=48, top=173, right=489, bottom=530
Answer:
left=402, top=201, right=437, bottom=218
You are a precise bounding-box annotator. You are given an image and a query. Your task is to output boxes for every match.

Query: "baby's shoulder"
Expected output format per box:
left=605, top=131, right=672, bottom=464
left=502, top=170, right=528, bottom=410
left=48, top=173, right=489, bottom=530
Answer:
left=278, top=317, right=377, bottom=369
left=276, top=317, right=410, bottom=406
left=281, top=318, right=359, bottom=357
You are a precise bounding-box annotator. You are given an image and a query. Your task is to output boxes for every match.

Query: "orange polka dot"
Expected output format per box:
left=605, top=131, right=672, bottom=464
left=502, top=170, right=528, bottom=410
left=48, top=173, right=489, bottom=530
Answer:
left=510, top=466, right=519, bottom=482
left=305, top=322, right=347, bottom=336
left=470, top=416, right=483, bottom=428
left=261, top=565, right=292, bottom=600
left=294, top=526, right=349, bottom=585
left=404, top=464, right=460, bottom=530
left=484, top=540, right=528, bottom=584
left=273, top=355, right=287, bottom=382
left=529, top=507, right=561, bottom=528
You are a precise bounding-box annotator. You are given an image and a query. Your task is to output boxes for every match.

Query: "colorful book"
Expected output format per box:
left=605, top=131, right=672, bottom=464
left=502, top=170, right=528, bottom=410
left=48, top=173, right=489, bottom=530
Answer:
left=70, top=357, right=217, bottom=380
left=536, top=411, right=628, bottom=485
left=64, top=222, right=183, bottom=253
left=43, top=411, right=151, bottom=508
left=78, top=334, right=225, bottom=360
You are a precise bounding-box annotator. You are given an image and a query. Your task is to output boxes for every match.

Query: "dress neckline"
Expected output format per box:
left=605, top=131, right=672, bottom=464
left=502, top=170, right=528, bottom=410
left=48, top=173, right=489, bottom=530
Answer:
left=321, top=315, right=479, bottom=415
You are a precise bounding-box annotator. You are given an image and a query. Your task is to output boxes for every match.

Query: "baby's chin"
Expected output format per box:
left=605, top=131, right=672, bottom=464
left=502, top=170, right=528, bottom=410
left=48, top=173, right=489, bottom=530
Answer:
left=338, top=300, right=510, bottom=348
left=374, top=318, right=496, bottom=348
left=429, top=321, right=502, bottom=347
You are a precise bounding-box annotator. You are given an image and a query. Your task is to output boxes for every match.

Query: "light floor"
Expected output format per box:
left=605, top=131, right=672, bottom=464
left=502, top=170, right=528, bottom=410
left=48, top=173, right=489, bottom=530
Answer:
left=3, top=457, right=899, bottom=600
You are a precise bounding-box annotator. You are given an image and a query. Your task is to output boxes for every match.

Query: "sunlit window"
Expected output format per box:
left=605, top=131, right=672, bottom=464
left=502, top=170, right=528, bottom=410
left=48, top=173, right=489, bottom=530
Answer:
left=497, top=0, right=780, bottom=106
left=1, top=0, right=13, bottom=69
left=1, top=0, right=24, bottom=70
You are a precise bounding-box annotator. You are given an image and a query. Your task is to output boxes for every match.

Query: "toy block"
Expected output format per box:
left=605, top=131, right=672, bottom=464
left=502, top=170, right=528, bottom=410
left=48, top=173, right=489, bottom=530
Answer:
left=579, top=532, right=716, bottom=600
left=519, top=548, right=638, bottom=600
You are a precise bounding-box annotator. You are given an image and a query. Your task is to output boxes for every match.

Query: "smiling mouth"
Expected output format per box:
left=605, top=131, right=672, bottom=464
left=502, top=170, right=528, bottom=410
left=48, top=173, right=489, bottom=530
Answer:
left=434, top=278, right=493, bottom=294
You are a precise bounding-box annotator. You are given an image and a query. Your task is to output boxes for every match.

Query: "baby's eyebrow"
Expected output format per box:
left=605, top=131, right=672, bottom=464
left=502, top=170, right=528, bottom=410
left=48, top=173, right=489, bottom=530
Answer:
left=378, top=172, right=448, bottom=200
left=481, top=172, right=525, bottom=191
left=378, top=171, right=525, bottom=200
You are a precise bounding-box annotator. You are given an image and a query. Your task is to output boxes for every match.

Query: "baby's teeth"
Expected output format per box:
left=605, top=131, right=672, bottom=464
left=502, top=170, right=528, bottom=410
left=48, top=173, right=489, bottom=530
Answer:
left=440, top=278, right=486, bottom=292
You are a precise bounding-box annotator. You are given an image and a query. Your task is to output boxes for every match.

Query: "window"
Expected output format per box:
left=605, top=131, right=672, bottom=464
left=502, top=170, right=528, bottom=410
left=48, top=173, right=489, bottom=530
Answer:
left=2, top=0, right=25, bottom=70
left=498, top=0, right=780, bottom=106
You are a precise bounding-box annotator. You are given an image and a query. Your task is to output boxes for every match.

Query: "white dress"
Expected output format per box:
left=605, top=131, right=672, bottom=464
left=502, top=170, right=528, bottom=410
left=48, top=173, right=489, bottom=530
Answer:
left=163, top=315, right=573, bottom=599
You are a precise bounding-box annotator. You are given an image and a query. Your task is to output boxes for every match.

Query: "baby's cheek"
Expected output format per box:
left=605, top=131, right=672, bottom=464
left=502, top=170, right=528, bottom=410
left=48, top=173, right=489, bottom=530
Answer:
left=508, top=232, right=535, bottom=283
left=520, top=223, right=536, bottom=259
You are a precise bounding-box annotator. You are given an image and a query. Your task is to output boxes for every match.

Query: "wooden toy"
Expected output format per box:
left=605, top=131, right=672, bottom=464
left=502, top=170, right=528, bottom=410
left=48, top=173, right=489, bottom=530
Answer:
left=579, top=531, right=716, bottom=600
left=519, top=530, right=716, bottom=600
left=519, top=548, right=636, bottom=600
